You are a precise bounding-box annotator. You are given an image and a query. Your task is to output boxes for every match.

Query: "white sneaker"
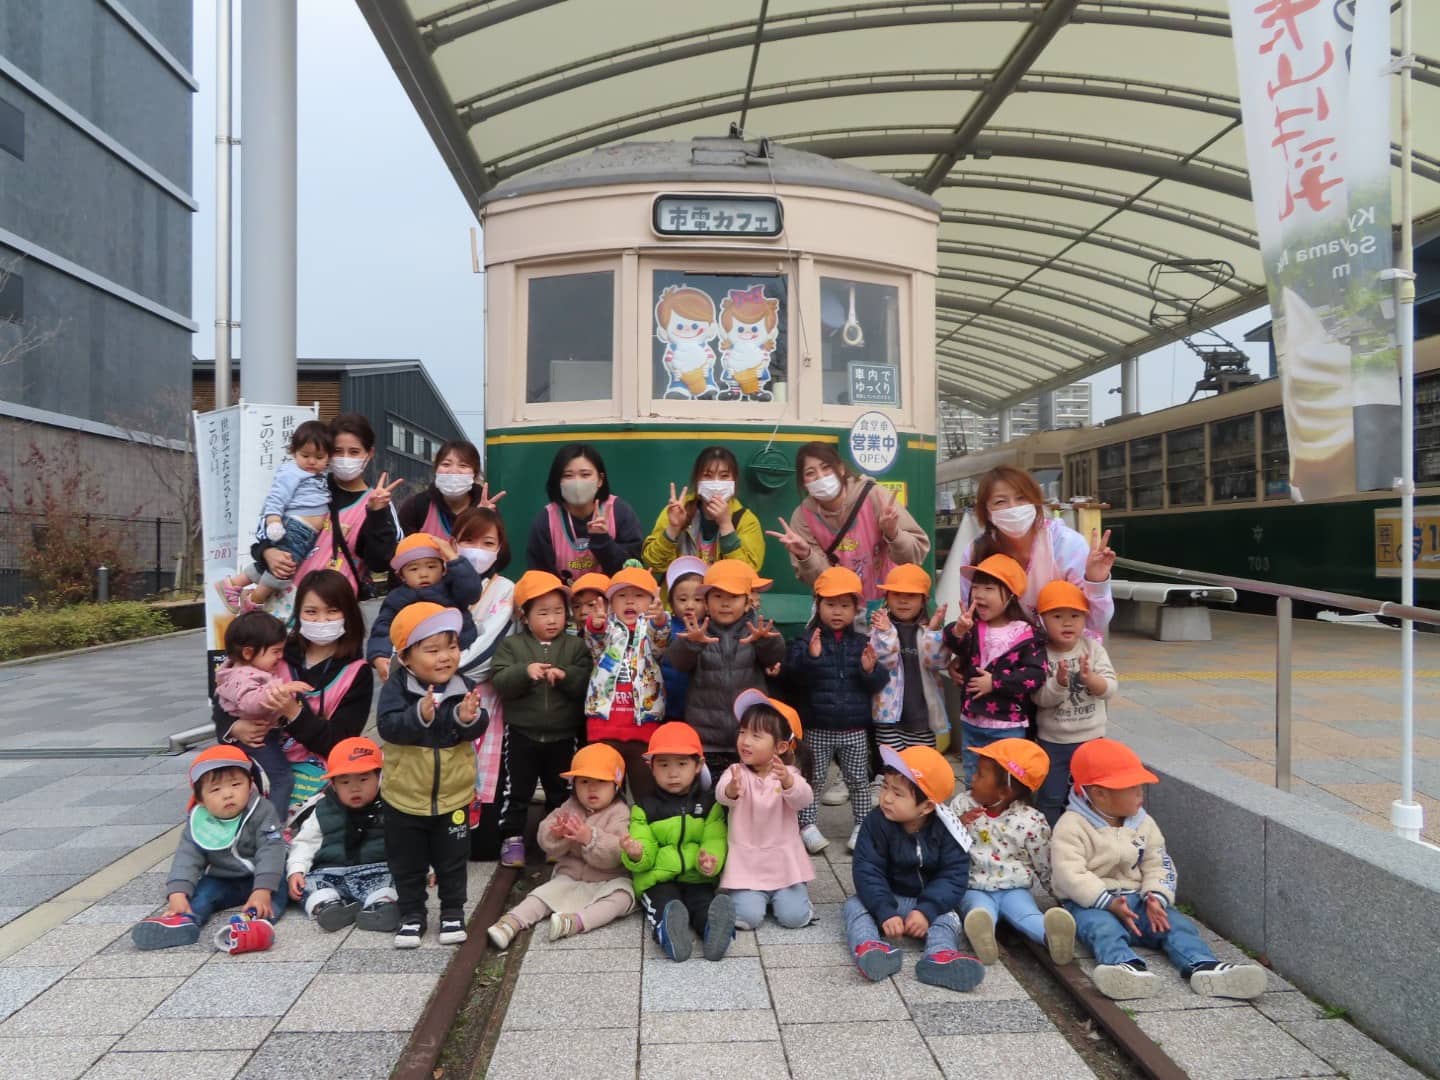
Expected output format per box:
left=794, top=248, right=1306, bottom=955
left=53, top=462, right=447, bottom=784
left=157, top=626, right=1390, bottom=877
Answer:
left=1190, top=962, right=1267, bottom=1000
left=801, top=824, right=830, bottom=853
left=1092, top=961, right=1159, bottom=1000
left=846, top=825, right=860, bottom=852
left=821, top=781, right=849, bottom=806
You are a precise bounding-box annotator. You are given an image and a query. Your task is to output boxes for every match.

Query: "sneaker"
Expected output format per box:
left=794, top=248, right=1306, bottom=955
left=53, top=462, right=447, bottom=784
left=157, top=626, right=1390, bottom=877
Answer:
left=1091, top=961, right=1159, bottom=1000
left=548, top=912, right=581, bottom=942
left=703, top=893, right=736, bottom=962
left=487, top=914, right=522, bottom=950
left=131, top=912, right=200, bottom=951
left=1043, top=907, right=1076, bottom=966
left=531, top=780, right=546, bottom=804
left=394, top=915, right=426, bottom=949
left=438, top=909, right=468, bottom=945
left=821, top=779, right=850, bottom=806
left=963, top=907, right=999, bottom=965
left=800, top=824, right=830, bottom=854
left=853, top=940, right=903, bottom=981
left=656, top=899, right=693, bottom=963
left=356, top=901, right=401, bottom=933
left=916, top=949, right=986, bottom=992
left=1190, top=961, right=1267, bottom=1000
left=499, top=836, right=526, bottom=867
left=214, top=912, right=274, bottom=955
left=846, top=825, right=861, bottom=852
left=238, top=588, right=262, bottom=614
left=213, top=578, right=243, bottom=615
left=312, top=899, right=360, bottom=932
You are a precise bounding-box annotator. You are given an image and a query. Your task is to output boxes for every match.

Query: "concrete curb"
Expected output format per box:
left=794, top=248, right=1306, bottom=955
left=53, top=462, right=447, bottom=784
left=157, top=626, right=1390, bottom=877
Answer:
left=0, top=627, right=203, bottom=669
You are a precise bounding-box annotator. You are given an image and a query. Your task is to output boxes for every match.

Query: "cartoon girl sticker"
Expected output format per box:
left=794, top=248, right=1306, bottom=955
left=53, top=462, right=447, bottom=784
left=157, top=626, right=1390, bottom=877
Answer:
left=655, top=286, right=719, bottom=399
left=718, top=285, right=780, bottom=401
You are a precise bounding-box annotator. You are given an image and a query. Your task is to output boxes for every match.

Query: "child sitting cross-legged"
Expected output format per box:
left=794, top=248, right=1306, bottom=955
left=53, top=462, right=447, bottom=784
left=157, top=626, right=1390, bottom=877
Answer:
left=620, top=721, right=732, bottom=963
left=285, top=737, right=399, bottom=933
left=845, top=746, right=985, bottom=992
left=487, top=743, right=636, bottom=949
left=1052, top=739, right=1267, bottom=1001
left=131, top=746, right=287, bottom=954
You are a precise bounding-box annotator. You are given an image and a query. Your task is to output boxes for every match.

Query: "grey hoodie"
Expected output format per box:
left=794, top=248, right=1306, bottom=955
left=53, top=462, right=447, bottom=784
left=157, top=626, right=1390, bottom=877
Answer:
left=165, top=792, right=288, bottom=897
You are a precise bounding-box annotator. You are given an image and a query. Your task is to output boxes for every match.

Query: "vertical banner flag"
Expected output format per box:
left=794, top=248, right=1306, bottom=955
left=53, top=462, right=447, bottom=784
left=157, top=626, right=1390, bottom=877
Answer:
left=1229, top=0, right=1398, bottom=501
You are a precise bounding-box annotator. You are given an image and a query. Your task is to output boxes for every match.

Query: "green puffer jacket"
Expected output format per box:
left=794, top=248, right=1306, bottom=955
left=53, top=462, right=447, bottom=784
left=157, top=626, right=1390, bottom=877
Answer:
left=490, top=629, right=592, bottom=740
left=620, top=783, right=728, bottom=895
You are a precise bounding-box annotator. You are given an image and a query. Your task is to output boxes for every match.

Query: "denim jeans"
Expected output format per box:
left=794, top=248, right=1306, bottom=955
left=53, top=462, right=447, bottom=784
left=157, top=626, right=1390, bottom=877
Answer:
left=1036, top=738, right=1083, bottom=827
left=238, top=734, right=294, bottom=819
left=843, top=893, right=961, bottom=960
left=303, top=861, right=397, bottom=915
left=728, top=884, right=813, bottom=930
left=249, top=516, right=319, bottom=590
left=190, top=873, right=289, bottom=926
left=1064, top=894, right=1215, bottom=976
left=960, top=722, right=1027, bottom=785
left=960, top=887, right=1047, bottom=944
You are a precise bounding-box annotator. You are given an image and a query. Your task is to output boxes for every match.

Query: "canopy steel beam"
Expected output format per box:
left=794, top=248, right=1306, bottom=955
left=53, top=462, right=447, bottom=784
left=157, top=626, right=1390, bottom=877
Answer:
left=940, top=334, right=1073, bottom=375
left=939, top=342, right=1066, bottom=380
left=937, top=312, right=1095, bottom=363
left=937, top=352, right=1036, bottom=392
left=422, top=0, right=567, bottom=48
left=916, top=0, right=1080, bottom=192
left=938, top=241, right=1190, bottom=303
left=936, top=293, right=1121, bottom=352
left=938, top=268, right=1154, bottom=332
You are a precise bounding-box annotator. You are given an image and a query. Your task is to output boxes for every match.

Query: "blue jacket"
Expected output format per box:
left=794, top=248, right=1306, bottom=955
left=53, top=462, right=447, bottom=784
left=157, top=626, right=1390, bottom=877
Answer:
left=782, top=624, right=888, bottom=731
left=366, top=558, right=483, bottom=661
left=851, top=807, right=970, bottom=924
left=660, top=614, right=690, bottom=721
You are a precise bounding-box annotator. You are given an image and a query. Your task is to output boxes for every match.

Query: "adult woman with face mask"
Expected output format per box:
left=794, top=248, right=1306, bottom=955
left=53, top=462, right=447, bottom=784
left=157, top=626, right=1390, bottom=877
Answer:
left=524, top=443, right=644, bottom=584
left=959, top=465, right=1116, bottom=637
left=397, top=440, right=505, bottom=540
left=768, top=441, right=929, bottom=602
left=641, top=445, right=766, bottom=574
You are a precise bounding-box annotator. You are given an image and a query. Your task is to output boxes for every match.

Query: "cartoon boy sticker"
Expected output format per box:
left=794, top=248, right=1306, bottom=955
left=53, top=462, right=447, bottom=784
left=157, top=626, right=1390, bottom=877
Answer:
left=718, top=285, right=780, bottom=401
left=655, top=286, right=719, bottom=399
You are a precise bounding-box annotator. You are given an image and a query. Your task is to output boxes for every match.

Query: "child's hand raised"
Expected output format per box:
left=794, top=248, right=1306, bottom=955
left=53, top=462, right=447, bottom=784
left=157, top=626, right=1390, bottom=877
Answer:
left=680, top=614, right=719, bottom=645
left=903, top=909, right=930, bottom=938
left=869, top=608, right=892, bottom=634
left=949, top=599, right=979, bottom=637
left=724, top=767, right=743, bottom=801
left=697, top=851, right=718, bottom=876
left=1079, top=654, right=1106, bottom=695
left=880, top=916, right=905, bottom=938
left=808, top=628, right=823, bottom=658
left=966, top=671, right=994, bottom=698
left=739, top=616, right=779, bottom=645
left=586, top=613, right=607, bottom=634
left=434, top=537, right=459, bottom=563
left=1054, top=659, right=1070, bottom=688
left=861, top=644, right=878, bottom=673
left=373, top=656, right=391, bottom=683
left=766, top=662, right=782, bottom=678
left=559, top=815, right=593, bottom=845
left=419, top=687, right=437, bottom=722
left=648, top=601, right=669, bottom=630
left=287, top=872, right=306, bottom=902
left=927, top=603, right=948, bottom=632
left=620, top=835, right=643, bottom=860
left=457, top=686, right=484, bottom=724
left=548, top=813, right=572, bottom=840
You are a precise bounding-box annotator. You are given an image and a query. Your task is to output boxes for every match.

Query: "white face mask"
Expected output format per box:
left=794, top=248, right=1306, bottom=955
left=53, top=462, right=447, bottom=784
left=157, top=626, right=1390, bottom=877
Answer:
left=434, top=471, right=474, bottom=497
left=806, top=474, right=842, bottom=502
left=560, top=477, right=599, bottom=506
left=697, top=479, right=735, bottom=503
left=330, top=456, right=367, bottom=482
left=990, top=503, right=1038, bottom=538
left=458, top=546, right=498, bottom=574
left=299, top=618, right=346, bottom=645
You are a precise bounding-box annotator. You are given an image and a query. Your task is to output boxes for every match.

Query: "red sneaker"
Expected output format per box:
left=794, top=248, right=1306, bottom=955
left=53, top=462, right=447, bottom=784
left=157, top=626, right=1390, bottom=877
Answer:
left=214, top=911, right=275, bottom=954
left=132, top=912, right=200, bottom=950
left=916, top=949, right=985, bottom=992
left=854, top=940, right=903, bottom=981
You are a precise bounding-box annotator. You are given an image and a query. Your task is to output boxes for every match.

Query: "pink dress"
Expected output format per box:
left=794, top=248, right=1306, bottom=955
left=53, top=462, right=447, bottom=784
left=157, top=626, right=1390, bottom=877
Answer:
left=716, top=764, right=815, bottom=891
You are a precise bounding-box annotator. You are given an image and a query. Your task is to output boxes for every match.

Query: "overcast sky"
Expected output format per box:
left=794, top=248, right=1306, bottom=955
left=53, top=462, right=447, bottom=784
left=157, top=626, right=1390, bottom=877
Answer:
left=187, top=1, right=1269, bottom=440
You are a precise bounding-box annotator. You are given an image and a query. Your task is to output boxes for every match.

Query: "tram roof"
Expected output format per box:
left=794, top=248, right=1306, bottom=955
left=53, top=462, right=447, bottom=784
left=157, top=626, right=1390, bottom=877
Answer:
left=357, top=0, right=1440, bottom=413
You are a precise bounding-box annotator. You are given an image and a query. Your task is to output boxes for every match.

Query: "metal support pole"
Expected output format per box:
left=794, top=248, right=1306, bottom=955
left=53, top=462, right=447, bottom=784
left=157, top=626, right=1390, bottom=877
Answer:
left=1120, top=356, right=1139, bottom=415
left=1037, top=391, right=1056, bottom=430
left=214, top=0, right=234, bottom=408
left=997, top=407, right=1012, bottom=444
left=1275, top=595, right=1292, bottom=792
left=96, top=565, right=110, bottom=604
left=240, top=1, right=297, bottom=405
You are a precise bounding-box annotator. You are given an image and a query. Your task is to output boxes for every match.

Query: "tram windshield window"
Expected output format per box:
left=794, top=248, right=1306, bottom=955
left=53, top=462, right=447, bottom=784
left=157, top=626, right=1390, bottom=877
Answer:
left=821, top=278, right=901, bottom=406
left=651, top=271, right=787, bottom=403
left=1416, top=372, right=1440, bottom=484
left=1097, top=445, right=1127, bottom=510
left=1129, top=436, right=1163, bottom=510
left=1211, top=414, right=1257, bottom=502
left=1261, top=408, right=1290, bottom=499
left=527, top=271, right=614, bottom=403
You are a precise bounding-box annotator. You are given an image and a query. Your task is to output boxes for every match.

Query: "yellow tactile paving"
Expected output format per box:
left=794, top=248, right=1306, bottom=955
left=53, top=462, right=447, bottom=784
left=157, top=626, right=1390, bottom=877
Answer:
left=1124, top=669, right=1440, bottom=681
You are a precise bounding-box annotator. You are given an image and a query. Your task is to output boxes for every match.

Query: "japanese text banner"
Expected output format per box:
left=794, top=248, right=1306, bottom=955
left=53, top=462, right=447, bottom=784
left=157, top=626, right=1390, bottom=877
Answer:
left=1230, top=0, right=1398, bottom=500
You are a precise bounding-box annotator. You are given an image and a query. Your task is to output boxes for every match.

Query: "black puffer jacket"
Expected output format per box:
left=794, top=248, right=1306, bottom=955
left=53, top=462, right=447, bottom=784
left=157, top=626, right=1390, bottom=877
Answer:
left=781, top=624, right=889, bottom=732
left=666, top=614, right=786, bottom=753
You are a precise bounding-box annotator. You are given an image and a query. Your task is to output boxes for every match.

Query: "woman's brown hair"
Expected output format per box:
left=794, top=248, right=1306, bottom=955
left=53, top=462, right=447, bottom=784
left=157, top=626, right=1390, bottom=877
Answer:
left=432, top=440, right=482, bottom=475
left=793, top=441, right=848, bottom=493
left=452, top=506, right=512, bottom=574
left=287, top=569, right=366, bottom=661
left=971, top=465, right=1045, bottom=563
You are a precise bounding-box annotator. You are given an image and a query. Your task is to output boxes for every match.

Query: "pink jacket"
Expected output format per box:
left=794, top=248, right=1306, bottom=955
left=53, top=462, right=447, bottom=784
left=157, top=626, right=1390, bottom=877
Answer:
left=535, top=796, right=631, bottom=884
left=716, top=763, right=815, bottom=891
left=214, top=661, right=283, bottom=725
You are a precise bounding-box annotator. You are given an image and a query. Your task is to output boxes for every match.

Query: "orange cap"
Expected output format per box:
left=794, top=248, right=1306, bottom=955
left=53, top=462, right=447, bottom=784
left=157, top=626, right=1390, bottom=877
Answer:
left=699, top=559, right=765, bottom=597
left=645, top=721, right=703, bottom=759
left=570, top=572, right=611, bottom=597
left=561, top=742, right=626, bottom=786
left=961, top=553, right=1028, bottom=599
left=732, top=687, right=802, bottom=741
left=1037, top=580, right=1089, bottom=615
left=606, top=566, right=659, bottom=599
left=391, top=533, right=446, bottom=572
left=322, top=737, right=384, bottom=778
left=813, top=566, right=864, bottom=599
left=1070, top=738, right=1159, bottom=791
left=188, top=744, right=255, bottom=787
left=514, top=570, right=570, bottom=610
left=880, top=745, right=955, bottom=804
left=974, top=738, right=1049, bottom=792
left=389, top=601, right=461, bottom=652
left=878, top=563, right=932, bottom=595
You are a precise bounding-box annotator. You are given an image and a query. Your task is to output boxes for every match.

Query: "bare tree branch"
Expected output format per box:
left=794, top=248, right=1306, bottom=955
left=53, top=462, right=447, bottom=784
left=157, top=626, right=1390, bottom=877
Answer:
left=0, top=257, right=63, bottom=370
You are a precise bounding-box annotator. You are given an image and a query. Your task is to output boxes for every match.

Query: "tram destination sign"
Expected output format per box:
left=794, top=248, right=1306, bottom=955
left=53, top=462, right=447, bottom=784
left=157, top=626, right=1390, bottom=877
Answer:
left=652, top=194, right=783, bottom=238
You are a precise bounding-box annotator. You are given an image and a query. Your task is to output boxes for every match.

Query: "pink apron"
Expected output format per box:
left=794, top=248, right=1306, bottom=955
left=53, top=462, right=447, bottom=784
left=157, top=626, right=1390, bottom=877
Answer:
left=546, top=495, right=617, bottom=584
left=268, top=491, right=371, bottom=625
left=802, top=489, right=895, bottom=603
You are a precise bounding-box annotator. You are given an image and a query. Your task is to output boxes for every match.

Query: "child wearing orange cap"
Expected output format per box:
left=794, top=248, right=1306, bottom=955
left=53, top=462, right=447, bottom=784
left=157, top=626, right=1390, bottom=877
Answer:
left=1052, top=738, right=1266, bottom=1002
left=487, top=743, right=636, bottom=949
left=776, top=566, right=889, bottom=855
left=1032, top=580, right=1119, bottom=826
left=584, top=563, right=671, bottom=804
left=568, top=571, right=610, bottom=632
left=619, top=722, right=732, bottom=963
left=376, top=602, right=488, bottom=949
left=941, top=554, right=1048, bottom=786
left=491, top=571, right=595, bottom=868
left=870, top=563, right=951, bottom=752
left=366, top=534, right=484, bottom=682
left=952, top=739, right=1075, bottom=967
left=284, top=737, right=398, bottom=933
left=667, top=559, right=785, bottom=778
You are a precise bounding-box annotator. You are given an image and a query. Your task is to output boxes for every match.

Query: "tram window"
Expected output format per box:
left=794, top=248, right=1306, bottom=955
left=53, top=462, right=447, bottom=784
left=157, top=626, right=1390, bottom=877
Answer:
left=1065, top=454, right=1093, bottom=500
left=1129, top=436, right=1163, bottom=510
left=1210, top=415, right=1257, bottom=502
left=527, top=271, right=615, bottom=403
left=1166, top=427, right=1206, bottom=507
left=1097, top=444, right=1127, bottom=510
left=1261, top=408, right=1290, bottom=499
left=1416, top=373, right=1440, bottom=484
left=821, top=278, right=901, bottom=406
left=651, top=271, right=787, bottom=402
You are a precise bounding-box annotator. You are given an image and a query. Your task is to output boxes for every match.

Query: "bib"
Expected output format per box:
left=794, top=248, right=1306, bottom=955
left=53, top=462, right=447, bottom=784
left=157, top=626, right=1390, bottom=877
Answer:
left=189, top=804, right=245, bottom=851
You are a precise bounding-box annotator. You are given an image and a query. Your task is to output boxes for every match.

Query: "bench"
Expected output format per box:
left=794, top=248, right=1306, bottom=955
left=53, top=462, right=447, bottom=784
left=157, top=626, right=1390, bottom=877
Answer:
left=1109, top=580, right=1238, bottom=641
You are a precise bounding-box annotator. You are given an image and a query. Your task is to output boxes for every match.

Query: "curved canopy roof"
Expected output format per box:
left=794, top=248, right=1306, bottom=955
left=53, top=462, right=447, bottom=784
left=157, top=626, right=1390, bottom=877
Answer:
left=358, top=0, right=1440, bottom=413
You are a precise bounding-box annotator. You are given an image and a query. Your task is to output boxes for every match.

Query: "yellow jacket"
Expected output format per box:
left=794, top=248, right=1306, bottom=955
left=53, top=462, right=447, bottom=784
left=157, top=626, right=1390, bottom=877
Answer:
left=641, top=498, right=766, bottom=578
left=376, top=668, right=484, bottom=818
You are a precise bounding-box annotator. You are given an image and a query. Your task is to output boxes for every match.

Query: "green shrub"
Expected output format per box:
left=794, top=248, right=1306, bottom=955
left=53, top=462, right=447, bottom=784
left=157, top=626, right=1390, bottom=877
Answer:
left=0, top=602, right=174, bottom=661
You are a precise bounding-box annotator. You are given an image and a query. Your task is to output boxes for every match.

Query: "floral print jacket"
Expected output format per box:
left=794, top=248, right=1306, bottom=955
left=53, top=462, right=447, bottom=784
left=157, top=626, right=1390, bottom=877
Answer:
left=952, top=791, right=1053, bottom=892
left=941, top=620, right=1048, bottom=730
left=584, top=615, right=670, bottom=730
